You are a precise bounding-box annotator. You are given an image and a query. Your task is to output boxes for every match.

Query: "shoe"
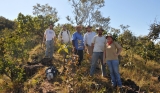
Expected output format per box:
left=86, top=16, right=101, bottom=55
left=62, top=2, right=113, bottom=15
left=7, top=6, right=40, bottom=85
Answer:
left=117, top=87, right=124, bottom=92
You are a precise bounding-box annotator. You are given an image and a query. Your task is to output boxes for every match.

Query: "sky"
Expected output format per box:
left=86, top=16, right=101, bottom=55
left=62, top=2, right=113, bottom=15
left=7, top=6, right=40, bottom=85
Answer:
left=0, top=0, right=160, bottom=36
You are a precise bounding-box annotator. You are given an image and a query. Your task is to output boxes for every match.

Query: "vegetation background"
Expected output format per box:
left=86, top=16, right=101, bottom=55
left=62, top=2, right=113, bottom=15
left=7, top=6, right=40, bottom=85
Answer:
left=0, top=0, right=160, bottom=93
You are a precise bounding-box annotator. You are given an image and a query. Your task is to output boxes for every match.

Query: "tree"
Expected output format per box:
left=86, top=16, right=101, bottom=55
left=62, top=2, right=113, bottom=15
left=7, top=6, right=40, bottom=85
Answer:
left=0, top=16, right=15, bottom=31
left=32, top=3, right=59, bottom=38
left=67, top=0, right=110, bottom=30
left=33, top=3, right=59, bottom=24
left=148, top=19, right=160, bottom=40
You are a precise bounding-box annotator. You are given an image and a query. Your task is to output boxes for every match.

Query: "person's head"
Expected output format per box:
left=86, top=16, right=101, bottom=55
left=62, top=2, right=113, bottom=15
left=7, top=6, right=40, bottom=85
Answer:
left=106, top=33, right=114, bottom=42
left=62, top=25, right=67, bottom=31
left=86, top=25, right=92, bottom=32
left=97, top=27, right=104, bottom=36
left=76, top=25, right=82, bottom=32
left=49, top=24, right=54, bottom=29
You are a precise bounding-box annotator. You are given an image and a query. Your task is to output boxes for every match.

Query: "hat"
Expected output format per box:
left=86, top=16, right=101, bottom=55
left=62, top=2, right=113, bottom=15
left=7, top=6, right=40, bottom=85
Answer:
left=49, top=23, right=54, bottom=26
left=86, top=25, right=92, bottom=28
left=106, top=33, right=113, bottom=38
left=97, top=27, right=104, bottom=31
left=76, top=25, right=82, bottom=28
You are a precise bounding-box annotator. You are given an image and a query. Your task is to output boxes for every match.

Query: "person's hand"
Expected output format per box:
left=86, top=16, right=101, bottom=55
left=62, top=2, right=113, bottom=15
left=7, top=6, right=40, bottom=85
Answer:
left=43, top=40, right=45, bottom=44
left=72, top=47, right=75, bottom=52
left=61, top=40, right=64, bottom=43
left=115, top=53, right=119, bottom=56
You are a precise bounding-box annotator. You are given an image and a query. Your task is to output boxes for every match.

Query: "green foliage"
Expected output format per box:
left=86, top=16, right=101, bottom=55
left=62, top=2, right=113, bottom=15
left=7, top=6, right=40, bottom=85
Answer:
left=0, top=58, right=25, bottom=82
left=148, top=19, right=160, bottom=40
left=67, top=0, right=110, bottom=30
left=0, top=16, right=15, bottom=31
left=57, top=44, right=69, bottom=54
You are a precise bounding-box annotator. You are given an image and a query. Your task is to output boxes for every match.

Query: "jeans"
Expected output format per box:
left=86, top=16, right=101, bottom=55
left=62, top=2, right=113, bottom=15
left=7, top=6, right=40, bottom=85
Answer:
left=74, top=49, right=83, bottom=66
left=45, top=40, right=54, bottom=58
left=90, top=52, right=107, bottom=76
left=107, top=60, right=122, bottom=87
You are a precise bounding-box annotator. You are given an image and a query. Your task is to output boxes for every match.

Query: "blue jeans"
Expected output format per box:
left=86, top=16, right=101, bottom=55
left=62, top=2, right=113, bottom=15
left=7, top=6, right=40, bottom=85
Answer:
left=90, top=52, right=107, bottom=76
left=45, top=40, right=54, bottom=58
left=107, top=60, right=122, bottom=87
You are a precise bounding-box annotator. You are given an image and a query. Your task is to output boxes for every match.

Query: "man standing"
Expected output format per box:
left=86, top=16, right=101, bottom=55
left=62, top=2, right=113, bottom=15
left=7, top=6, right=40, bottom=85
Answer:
left=43, top=24, right=56, bottom=59
left=72, top=25, right=84, bottom=66
left=58, top=25, right=71, bottom=44
left=90, top=27, right=107, bottom=77
left=84, top=26, right=96, bottom=57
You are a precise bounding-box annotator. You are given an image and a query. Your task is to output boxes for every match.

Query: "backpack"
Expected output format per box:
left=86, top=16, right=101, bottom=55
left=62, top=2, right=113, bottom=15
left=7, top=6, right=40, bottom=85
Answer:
left=61, top=30, right=69, bottom=36
left=45, top=66, right=58, bottom=80
left=60, top=30, right=70, bottom=43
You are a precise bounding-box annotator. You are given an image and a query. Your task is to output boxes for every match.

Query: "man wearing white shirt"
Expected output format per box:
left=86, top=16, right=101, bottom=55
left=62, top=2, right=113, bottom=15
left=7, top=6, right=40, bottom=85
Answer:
left=58, top=25, right=71, bottom=44
left=84, top=26, right=96, bottom=56
left=43, top=24, right=56, bottom=58
left=90, top=27, right=107, bottom=77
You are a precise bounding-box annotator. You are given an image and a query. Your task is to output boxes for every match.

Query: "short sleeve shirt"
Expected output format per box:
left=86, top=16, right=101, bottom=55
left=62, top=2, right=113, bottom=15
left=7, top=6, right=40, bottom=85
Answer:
left=91, top=35, right=106, bottom=52
left=44, top=29, right=55, bottom=41
left=72, top=32, right=84, bottom=50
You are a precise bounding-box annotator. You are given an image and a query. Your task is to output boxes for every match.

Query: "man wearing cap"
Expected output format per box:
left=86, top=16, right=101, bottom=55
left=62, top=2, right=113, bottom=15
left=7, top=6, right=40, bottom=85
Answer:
left=84, top=25, right=96, bottom=59
left=43, top=24, right=56, bottom=58
left=58, top=25, right=71, bottom=44
left=90, top=27, right=107, bottom=77
left=72, top=25, right=84, bottom=66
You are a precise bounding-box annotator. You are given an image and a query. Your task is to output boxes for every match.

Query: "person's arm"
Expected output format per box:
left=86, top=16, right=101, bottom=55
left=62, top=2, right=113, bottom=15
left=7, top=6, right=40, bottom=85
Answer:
left=53, top=31, right=56, bottom=44
left=103, top=39, right=107, bottom=64
left=91, top=36, right=96, bottom=52
left=117, top=47, right=122, bottom=55
left=43, top=30, right=46, bottom=43
left=58, top=31, right=62, bottom=41
left=115, top=42, right=122, bottom=56
left=83, top=33, right=88, bottom=52
left=68, top=30, right=72, bottom=43
left=91, top=43, right=94, bottom=52
left=83, top=33, right=87, bottom=46
left=71, top=33, right=76, bottom=52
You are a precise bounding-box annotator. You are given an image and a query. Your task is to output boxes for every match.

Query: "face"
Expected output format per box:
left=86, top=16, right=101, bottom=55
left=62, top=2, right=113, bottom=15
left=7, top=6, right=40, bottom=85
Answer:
left=76, top=26, right=82, bottom=32
left=49, top=25, right=53, bottom=29
left=98, top=30, right=103, bottom=35
left=63, top=26, right=67, bottom=30
left=86, top=27, right=91, bottom=32
left=107, top=36, right=113, bottom=42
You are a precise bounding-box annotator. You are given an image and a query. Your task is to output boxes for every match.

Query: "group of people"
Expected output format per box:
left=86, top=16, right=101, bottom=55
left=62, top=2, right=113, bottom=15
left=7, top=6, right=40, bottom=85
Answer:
left=43, top=24, right=123, bottom=88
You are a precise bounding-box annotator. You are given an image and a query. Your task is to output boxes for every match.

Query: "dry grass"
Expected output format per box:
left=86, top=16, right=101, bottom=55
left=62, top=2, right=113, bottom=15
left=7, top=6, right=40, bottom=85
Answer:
left=120, top=53, right=160, bottom=92
left=1, top=44, right=160, bottom=93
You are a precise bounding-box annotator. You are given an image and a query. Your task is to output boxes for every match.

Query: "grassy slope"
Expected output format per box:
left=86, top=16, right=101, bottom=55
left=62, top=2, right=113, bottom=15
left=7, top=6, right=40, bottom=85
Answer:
left=0, top=44, right=160, bottom=93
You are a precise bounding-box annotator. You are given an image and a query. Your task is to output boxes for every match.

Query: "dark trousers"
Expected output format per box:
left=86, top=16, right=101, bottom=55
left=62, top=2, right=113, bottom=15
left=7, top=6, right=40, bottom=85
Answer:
left=74, top=49, right=83, bottom=66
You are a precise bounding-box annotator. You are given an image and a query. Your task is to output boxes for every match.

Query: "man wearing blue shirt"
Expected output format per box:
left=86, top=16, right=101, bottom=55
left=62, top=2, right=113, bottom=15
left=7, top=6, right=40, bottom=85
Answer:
left=72, top=25, right=84, bottom=66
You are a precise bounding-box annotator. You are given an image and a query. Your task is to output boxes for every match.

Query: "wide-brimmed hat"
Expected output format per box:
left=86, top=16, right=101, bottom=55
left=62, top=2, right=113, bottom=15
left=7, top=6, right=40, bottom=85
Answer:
left=106, top=33, right=113, bottom=38
left=49, top=23, right=54, bottom=26
left=97, top=27, right=104, bottom=31
left=76, top=25, right=82, bottom=28
left=86, top=25, right=92, bottom=28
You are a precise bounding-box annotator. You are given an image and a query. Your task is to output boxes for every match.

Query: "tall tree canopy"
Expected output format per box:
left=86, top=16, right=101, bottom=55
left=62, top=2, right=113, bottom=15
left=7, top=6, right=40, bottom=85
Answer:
left=0, top=16, right=15, bottom=31
left=67, top=0, right=110, bottom=30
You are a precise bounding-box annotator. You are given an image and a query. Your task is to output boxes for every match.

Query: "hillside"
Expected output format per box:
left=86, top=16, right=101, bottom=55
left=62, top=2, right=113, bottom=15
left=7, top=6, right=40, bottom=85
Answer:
left=1, top=44, right=159, bottom=93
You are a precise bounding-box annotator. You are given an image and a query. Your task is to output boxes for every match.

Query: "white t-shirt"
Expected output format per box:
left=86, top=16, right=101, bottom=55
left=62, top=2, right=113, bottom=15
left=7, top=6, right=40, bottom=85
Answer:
left=84, top=31, right=96, bottom=46
left=58, top=30, right=71, bottom=44
left=92, top=35, right=106, bottom=52
left=44, top=29, right=55, bottom=41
